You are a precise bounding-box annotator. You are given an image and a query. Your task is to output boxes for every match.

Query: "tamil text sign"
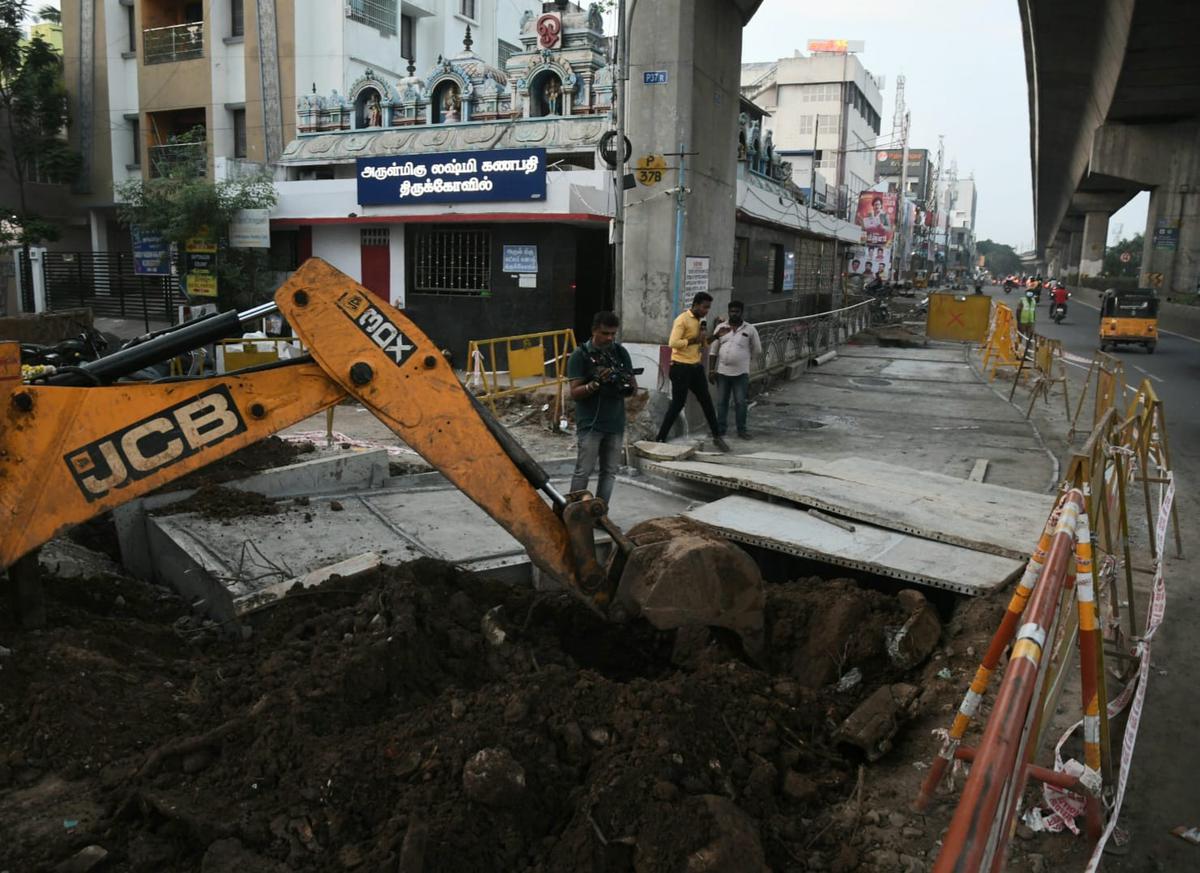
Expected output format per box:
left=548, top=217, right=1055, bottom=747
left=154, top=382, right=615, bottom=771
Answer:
left=502, top=245, right=538, bottom=274
left=132, top=226, right=171, bottom=276
left=230, top=209, right=271, bottom=248
left=356, top=148, right=546, bottom=206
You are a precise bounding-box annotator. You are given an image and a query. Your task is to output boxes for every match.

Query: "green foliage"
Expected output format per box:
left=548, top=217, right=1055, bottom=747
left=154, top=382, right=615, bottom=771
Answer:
left=36, top=4, right=59, bottom=24
left=976, top=239, right=1021, bottom=276
left=1102, top=233, right=1142, bottom=277
left=0, top=0, right=82, bottom=245
left=116, top=126, right=279, bottom=307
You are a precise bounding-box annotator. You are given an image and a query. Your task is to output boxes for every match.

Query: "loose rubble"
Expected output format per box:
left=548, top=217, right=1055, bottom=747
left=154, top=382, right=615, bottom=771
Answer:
left=1, top=548, right=971, bottom=872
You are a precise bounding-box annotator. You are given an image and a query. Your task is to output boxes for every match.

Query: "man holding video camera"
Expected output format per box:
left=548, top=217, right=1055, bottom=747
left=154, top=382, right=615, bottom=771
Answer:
left=567, top=310, right=637, bottom=505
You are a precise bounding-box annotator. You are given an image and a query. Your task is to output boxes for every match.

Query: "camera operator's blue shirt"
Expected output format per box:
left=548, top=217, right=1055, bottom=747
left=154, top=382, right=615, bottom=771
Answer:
left=567, top=340, right=633, bottom=434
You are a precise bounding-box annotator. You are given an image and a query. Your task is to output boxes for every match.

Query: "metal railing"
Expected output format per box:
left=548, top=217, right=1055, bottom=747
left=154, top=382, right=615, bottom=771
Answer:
left=143, top=22, right=204, bottom=64
left=150, top=141, right=207, bottom=179
left=346, top=0, right=397, bottom=35
left=750, top=298, right=872, bottom=378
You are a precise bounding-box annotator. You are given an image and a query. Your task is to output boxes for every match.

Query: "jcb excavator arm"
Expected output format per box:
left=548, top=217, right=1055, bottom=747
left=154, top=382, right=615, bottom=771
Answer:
left=0, top=259, right=603, bottom=609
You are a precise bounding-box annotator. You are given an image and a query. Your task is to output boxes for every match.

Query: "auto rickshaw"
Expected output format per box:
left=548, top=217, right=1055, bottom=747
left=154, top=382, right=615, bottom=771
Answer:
left=1099, top=288, right=1159, bottom=353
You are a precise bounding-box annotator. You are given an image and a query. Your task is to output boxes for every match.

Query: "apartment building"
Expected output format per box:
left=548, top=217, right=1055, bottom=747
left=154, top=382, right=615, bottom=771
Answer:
left=742, top=47, right=884, bottom=218
left=61, top=0, right=524, bottom=253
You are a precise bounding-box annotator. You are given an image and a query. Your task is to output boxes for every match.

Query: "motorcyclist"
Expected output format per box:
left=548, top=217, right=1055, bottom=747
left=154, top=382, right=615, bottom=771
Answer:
left=1051, top=281, right=1070, bottom=315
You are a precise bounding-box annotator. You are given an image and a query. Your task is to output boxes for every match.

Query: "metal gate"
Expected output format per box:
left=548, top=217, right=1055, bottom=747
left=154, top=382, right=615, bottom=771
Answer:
left=19, top=250, right=185, bottom=329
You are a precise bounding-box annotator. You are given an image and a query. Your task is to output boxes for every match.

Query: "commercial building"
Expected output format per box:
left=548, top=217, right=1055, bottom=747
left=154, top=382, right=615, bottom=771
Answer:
left=60, top=0, right=524, bottom=253
left=874, top=148, right=932, bottom=206
left=741, top=45, right=884, bottom=219
left=945, top=177, right=978, bottom=275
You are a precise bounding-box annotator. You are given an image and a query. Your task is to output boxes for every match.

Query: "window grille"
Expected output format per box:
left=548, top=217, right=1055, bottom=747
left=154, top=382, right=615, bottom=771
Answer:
left=498, top=40, right=519, bottom=68
left=413, top=229, right=491, bottom=296
left=231, top=0, right=244, bottom=37
left=347, top=0, right=397, bottom=36
left=361, top=228, right=390, bottom=247
left=460, top=0, right=477, bottom=20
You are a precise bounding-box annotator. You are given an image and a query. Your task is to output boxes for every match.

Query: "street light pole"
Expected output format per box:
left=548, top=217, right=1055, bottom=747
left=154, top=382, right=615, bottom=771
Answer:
left=612, top=0, right=637, bottom=320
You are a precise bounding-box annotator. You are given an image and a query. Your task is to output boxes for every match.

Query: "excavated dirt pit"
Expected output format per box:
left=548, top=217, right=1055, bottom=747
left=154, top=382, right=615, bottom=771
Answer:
left=0, top=556, right=989, bottom=873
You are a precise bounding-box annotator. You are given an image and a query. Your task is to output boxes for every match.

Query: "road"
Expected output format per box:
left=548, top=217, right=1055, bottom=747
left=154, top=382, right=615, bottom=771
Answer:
left=977, top=284, right=1199, bottom=870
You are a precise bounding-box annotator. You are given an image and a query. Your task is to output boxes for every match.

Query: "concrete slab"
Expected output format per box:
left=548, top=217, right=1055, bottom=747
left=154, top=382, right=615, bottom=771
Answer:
left=633, top=440, right=697, bottom=462
left=687, top=496, right=1023, bottom=596
left=649, top=457, right=1054, bottom=560
left=836, top=346, right=967, bottom=363
left=141, top=476, right=696, bottom=621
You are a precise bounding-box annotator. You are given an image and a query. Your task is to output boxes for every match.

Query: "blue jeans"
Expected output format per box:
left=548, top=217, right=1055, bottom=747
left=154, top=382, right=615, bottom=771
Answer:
left=715, top=373, right=750, bottom=436
left=570, top=430, right=623, bottom=505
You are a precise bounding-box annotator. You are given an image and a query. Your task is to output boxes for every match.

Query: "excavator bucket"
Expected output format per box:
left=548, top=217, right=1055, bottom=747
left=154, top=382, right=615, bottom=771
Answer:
left=612, top=517, right=766, bottom=659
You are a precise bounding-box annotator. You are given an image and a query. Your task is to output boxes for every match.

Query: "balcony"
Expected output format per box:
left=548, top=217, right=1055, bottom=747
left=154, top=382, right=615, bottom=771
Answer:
left=144, top=22, right=204, bottom=64
left=150, top=141, right=207, bottom=179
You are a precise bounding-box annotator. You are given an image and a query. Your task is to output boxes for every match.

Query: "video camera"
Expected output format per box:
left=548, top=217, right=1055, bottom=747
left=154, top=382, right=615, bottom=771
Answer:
left=584, top=345, right=643, bottom=397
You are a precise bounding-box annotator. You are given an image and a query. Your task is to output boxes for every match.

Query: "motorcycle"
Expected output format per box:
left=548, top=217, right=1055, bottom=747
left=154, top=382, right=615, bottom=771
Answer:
left=1052, top=302, right=1068, bottom=324
left=19, top=325, right=109, bottom=371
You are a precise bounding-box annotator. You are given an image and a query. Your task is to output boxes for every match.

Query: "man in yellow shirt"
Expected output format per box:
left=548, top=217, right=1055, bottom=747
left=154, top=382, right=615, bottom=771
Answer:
left=654, top=292, right=731, bottom=452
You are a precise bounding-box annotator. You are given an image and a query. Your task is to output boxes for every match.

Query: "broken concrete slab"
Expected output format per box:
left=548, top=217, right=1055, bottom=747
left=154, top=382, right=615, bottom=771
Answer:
left=236, top=552, right=383, bottom=614
left=654, top=456, right=1053, bottom=560
left=834, top=683, right=920, bottom=761
left=685, top=495, right=1023, bottom=595
left=688, top=451, right=804, bottom=473
left=114, top=449, right=391, bottom=583
left=141, top=476, right=694, bottom=623
left=633, top=440, right=697, bottom=462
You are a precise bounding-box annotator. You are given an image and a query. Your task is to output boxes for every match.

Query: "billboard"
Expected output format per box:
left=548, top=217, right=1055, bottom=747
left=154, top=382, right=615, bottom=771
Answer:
left=806, top=39, right=865, bottom=54
left=855, top=191, right=897, bottom=246
left=874, top=149, right=928, bottom=178
left=847, top=245, right=891, bottom=280
left=356, top=148, right=546, bottom=206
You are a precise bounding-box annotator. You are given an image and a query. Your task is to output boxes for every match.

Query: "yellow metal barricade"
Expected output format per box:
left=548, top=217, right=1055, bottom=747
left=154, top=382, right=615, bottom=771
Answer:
left=926, top=292, right=992, bottom=342
left=467, top=328, right=577, bottom=415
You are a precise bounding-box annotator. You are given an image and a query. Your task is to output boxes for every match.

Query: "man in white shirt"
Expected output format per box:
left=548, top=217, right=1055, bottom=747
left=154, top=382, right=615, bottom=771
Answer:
left=709, top=300, right=763, bottom=439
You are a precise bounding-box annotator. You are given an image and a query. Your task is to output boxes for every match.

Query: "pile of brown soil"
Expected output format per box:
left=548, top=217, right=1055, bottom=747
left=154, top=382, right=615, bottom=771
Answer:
left=0, top=560, right=946, bottom=873
left=165, top=437, right=316, bottom=493
left=157, top=484, right=281, bottom=521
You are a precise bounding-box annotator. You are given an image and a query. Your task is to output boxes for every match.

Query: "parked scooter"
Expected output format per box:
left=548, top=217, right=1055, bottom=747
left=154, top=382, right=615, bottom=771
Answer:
left=19, top=325, right=108, bottom=370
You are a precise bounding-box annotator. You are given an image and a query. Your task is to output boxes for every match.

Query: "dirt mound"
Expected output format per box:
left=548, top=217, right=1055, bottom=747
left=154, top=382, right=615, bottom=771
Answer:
left=159, top=484, right=281, bottom=521
left=0, top=559, right=946, bottom=873
left=165, top=437, right=315, bottom=493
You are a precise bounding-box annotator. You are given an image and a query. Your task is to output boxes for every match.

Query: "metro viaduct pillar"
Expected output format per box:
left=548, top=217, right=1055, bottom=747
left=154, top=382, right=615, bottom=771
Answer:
left=1080, top=212, right=1108, bottom=278
left=620, top=0, right=743, bottom=344
left=1067, top=230, right=1083, bottom=282
left=1091, top=122, right=1200, bottom=295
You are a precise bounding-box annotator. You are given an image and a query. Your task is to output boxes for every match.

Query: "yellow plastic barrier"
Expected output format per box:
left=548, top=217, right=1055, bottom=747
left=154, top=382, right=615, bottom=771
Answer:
left=926, top=292, right=992, bottom=342
left=467, top=328, right=576, bottom=416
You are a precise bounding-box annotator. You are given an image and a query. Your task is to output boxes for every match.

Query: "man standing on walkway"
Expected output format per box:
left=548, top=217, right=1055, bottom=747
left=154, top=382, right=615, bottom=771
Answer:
left=655, top=292, right=731, bottom=452
left=709, top=300, right=762, bottom=440
left=1018, top=289, right=1037, bottom=339
left=567, top=311, right=635, bottom=505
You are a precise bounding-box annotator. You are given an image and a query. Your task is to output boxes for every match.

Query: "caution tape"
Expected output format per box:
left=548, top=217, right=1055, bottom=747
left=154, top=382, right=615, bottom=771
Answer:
left=1027, top=474, right=1175, bottom=861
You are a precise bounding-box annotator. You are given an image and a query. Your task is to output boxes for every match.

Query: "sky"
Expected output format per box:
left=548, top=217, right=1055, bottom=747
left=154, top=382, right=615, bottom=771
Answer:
left=740, top=0, right=1148, bottom=249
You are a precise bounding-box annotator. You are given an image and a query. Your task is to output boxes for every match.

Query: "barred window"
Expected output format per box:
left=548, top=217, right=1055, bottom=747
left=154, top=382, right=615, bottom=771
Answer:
left=348, top=0, right=397, bottom=36
left=413, top=229, right=491, bottom=296
left=460, top=0, right=477, bottom=20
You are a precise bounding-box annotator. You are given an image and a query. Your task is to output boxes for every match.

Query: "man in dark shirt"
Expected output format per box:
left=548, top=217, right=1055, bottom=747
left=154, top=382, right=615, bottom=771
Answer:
left=567, top=311, right=635, bottom=505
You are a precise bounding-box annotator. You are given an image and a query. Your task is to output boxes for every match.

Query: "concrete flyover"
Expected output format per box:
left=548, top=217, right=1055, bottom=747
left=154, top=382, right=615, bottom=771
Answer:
left=1018, top=0, right=1200, bottom=294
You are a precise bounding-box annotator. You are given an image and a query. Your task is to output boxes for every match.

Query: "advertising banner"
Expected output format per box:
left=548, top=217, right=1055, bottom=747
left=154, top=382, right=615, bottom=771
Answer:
left=357, top=148, right=546, bottom=206
left=874, top=149, right=928, bottom=178
left=230, top=209, right=271, bottom=248
left=847, top=245, right=890, bottom=280
left=185, top=230, right=218, bottom=299
left=855, top=191, right=897, bottom=246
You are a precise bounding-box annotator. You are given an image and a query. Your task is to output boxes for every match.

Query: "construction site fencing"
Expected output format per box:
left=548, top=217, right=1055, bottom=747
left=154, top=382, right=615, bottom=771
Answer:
left=467, top=328, right=576, bottom=417
left=929, top=336, right=1184, bottom=871
left=750, top=298, right=872, bottom=379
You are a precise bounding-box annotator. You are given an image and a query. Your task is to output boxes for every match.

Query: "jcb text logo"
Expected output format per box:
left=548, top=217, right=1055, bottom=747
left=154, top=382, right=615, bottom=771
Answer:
left=63, top=386, right=247, bottom=502
left=336, top=291, right=413, bottom=366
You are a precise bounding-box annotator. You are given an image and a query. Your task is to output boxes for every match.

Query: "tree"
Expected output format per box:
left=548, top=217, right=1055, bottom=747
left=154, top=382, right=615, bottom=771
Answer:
left=0, top=0, right=80, bottom=247
left=1102, top=233, right=1142, bottom=277
left=116, top=126, right=279, bottom=309
left=976, top=239, right=1021, bottom=276
left=35, top=4, right=58, bottom=24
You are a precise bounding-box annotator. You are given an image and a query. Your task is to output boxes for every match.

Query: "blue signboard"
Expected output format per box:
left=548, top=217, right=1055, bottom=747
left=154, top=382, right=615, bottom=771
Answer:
left=644, top=70, right=668, bottom=85
left=502, top=245, right=538, bottom=273
left=131, top=226, right=171, bottom=276
left=357, top=148, right=546, bottom=206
